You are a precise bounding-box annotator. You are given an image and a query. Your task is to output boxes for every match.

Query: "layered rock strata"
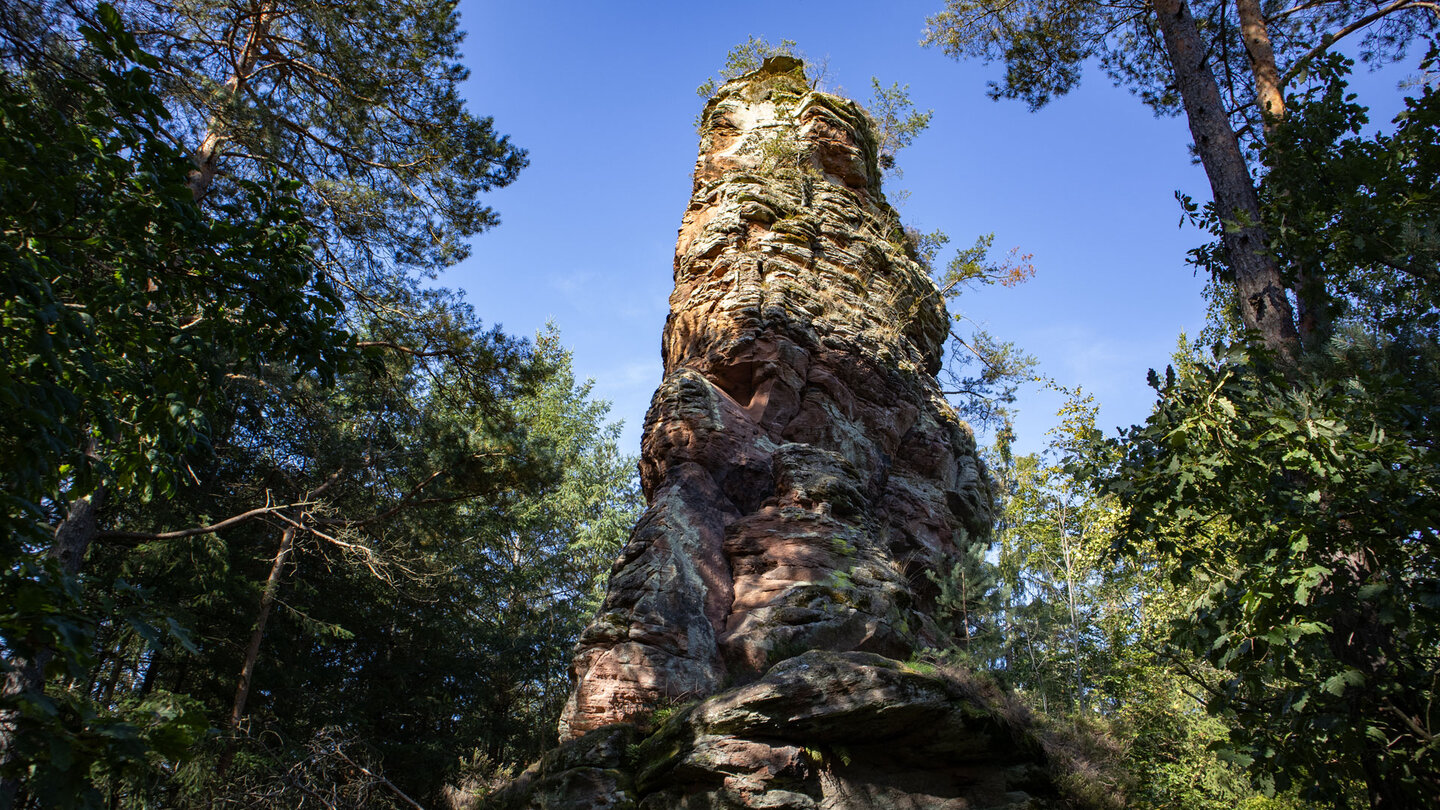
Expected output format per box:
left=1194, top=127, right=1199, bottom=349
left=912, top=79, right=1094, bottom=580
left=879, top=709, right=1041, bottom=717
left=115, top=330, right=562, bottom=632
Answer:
left=490, top=651, right=1113, bottom=810
left=484, top=57, right=1127, bottom=810
left=559, top=57, right=993, bottom=742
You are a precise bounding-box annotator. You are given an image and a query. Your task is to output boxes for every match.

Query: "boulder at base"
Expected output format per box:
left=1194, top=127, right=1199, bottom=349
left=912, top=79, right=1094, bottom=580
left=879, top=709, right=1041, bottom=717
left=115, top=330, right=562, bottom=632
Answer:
left=488, top=651, right=1122, bottom=810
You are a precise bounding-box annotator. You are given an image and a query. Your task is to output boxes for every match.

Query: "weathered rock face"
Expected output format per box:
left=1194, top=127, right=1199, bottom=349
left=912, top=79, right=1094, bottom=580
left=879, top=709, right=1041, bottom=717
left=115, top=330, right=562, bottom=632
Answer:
left=489, top=651, right=1116, bottom=810
left=485, top=57, right=1126, bottom=810
left=559, top=56, right=994, bottom=743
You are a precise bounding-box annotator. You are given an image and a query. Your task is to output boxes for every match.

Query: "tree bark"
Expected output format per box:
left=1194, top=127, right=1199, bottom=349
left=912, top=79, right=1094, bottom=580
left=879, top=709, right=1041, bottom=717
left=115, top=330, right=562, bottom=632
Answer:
left=218, top=524, right=296, bottom=776
left=0, top=489, right=106, bottom=807
left=1152, top=0, right=1302, bottom=363
left=187, top=2, right=276, bottom=201
left=1233, top=0, right=1332, bottom=348
left=1235, top=0, right=1286, bottom=128
left=231, top=525, right=296, bottom=729
left=51, top=490, right=103, bottom=578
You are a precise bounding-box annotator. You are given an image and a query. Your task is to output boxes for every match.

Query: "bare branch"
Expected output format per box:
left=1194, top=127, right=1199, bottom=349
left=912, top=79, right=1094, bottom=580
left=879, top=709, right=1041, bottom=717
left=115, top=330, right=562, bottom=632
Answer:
left=99, top=498, right=316, bottom=544
left=355, top=340, right=463, bottom=359
left=1268, top=0, right=1333, bottom=23
left=1384, top=699, right=1436, bottom=742
left=330, top=746, right=427, bottom=810
left=1280, top=0, right=1426, bottom=85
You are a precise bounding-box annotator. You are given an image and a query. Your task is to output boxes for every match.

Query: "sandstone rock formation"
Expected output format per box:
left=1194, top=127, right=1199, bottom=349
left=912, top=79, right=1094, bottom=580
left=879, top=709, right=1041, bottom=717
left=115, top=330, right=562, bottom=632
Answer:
left=559, top=55, right=993, bottom=743
left=491, top=651, right=1116, bottom=810
left=487, top=58, right=1122, bottom=810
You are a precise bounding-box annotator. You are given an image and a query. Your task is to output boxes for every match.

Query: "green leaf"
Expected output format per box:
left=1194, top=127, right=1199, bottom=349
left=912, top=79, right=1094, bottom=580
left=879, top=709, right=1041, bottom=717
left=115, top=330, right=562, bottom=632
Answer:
left=1321, top=669, right=1365, bottom=696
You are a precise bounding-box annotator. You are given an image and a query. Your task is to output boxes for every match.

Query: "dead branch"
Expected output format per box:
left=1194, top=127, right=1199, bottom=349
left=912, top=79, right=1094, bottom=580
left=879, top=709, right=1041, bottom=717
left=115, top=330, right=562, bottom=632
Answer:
left=98, top=496, right=316, bottom=544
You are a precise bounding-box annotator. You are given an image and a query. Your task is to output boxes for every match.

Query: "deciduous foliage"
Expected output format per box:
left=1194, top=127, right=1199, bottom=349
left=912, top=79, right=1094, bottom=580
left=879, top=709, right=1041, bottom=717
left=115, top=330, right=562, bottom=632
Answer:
left=933, top=394, right=1284, bottom=801
left=1111, top=62, right=1440, bottom=804
left=958, top=395, right=1304, bottom=808
left=0, top=6, right=347, bottom=555
left=1114, top=340, right=1440, bottom=804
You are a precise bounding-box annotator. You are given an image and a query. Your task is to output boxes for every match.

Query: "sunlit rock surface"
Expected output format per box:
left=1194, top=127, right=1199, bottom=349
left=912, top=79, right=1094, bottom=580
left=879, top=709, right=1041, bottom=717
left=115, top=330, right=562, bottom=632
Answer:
left=560, top=55, right=991, bottom=743
left=488, top=58, right=1119, bottom=810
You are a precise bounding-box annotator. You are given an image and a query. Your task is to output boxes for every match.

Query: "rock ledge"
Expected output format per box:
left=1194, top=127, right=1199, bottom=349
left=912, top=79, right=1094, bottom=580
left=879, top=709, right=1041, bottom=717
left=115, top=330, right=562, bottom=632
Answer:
left=490, top=651, right=1117, bottom=810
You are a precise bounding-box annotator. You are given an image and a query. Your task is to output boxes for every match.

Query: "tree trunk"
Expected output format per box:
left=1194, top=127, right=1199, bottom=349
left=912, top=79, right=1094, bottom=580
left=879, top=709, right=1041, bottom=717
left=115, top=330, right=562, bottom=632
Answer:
left=218, top=524, right=296, bottom=775
left=0, top=489, right=106, bottom=806
left=51, top=489, right=103, bottom=577
left=187, top=2, right=276, bottom=201
left=1152, top=0, right=1302, bottom=363
left=137, top=648, right=160, bottom=697
left=1233, top=0, right=1332, bottom=348
left=231, top=525, right=296, bottom=728
left=1235, top=0, right=1285, bottom=128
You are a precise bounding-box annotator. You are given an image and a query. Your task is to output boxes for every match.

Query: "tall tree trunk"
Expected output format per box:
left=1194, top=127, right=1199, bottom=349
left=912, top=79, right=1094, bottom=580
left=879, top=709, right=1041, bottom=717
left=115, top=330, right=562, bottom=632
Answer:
left=1059, top=510, right=1085, bottom=714
left=218, top=524, right=296, bottom=775
left=231, top=525, right=296, bottom=726
left=1235, top=0, right=1286, bottom=128
left=187, top=2, right=276, bottom=201
left=1233, top=0, right=1332, bottom=348
left=0, top=489, right=106, bottom=806
left=1152, top=0, right=1302, bottom=363
left=1229, top=10, right=1392, bottom=796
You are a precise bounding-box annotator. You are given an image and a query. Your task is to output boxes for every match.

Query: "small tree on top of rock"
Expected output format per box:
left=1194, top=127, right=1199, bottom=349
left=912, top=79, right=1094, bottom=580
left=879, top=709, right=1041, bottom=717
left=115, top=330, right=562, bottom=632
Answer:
left=868, top=78, right=933, bottom=176
left=695, top=36, right=810, bottom=98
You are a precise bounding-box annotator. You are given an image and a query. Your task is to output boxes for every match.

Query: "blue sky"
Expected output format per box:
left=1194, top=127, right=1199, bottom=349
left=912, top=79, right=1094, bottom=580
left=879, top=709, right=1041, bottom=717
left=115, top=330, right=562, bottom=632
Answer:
left=447, top=1, right=1412, bottom=458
